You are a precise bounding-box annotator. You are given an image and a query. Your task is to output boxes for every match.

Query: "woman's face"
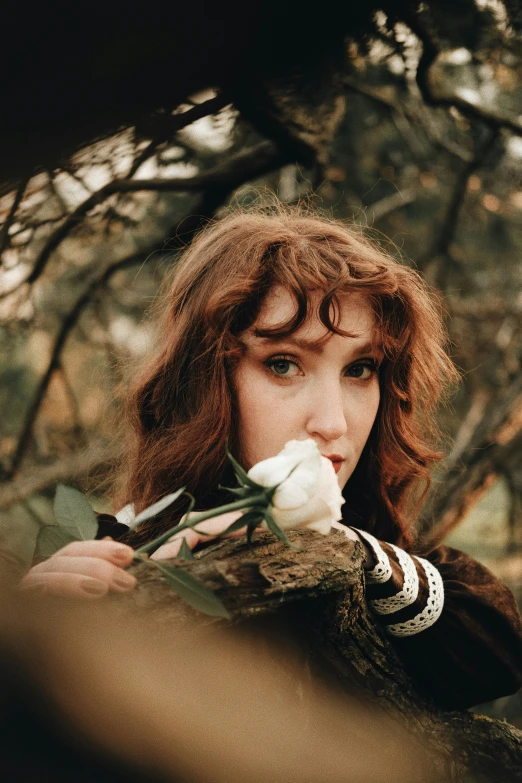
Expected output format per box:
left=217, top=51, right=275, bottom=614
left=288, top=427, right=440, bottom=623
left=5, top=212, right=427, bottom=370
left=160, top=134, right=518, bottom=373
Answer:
left=234, top=287, right=382, bottom=490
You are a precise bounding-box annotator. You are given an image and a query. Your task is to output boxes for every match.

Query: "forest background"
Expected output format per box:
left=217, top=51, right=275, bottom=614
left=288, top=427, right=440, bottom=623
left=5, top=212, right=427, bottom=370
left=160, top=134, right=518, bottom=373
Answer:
left=0, top=0, right=521, bottom=730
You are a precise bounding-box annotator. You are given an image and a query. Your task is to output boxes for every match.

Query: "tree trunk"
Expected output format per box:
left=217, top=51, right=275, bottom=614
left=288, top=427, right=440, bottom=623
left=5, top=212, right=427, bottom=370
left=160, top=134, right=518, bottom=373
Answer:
left=121, top=529, right=522, bottom=783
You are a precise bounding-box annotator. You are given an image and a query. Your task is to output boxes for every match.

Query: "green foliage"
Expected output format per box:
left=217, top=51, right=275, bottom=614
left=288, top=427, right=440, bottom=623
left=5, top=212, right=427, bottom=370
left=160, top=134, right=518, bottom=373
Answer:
left=226, top=449, right=260, bottom=490
left=218, top=485, right=253, bottom=499
left=53, top=483, right=98, bottom=539
left=263, top=508, right=292, bottom=547
left=0, top=511, right=41, bottom=581
left=176, top=538, right=195, bottom=560
left=34, top=483, right=98, bottom=560
left=29, top=482, right=234, bottom=618
left=150, top=560, right=230, bottom=619
left=35, top=526, right=78, bottom=560
left=220, top=510, right=263, bottom=537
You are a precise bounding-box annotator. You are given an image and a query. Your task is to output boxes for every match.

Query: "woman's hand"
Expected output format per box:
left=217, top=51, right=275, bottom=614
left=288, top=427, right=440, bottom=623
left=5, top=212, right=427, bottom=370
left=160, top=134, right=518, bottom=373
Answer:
left=151, top=511, right=245, bottom=560
left=19, top=539, right=137, bottom=599
left=152, top=515, right=377, bottom=569
left=18, top=515, right=373, bottom=599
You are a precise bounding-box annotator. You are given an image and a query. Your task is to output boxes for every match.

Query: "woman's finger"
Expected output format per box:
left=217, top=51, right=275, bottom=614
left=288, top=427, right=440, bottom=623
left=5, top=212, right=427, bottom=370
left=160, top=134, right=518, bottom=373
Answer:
left=20, top=572, right=111, bottom=599
left=150, top=540, right=184, bottom=560
left=151, top=511, right=247, bottom=561
left=151, top=529, right=200, bottom=560
left=23, top=556, right=137, bottom=591
left=187, top=511, right=246, bottom=540
left=53, top=539, right=135, bottom=566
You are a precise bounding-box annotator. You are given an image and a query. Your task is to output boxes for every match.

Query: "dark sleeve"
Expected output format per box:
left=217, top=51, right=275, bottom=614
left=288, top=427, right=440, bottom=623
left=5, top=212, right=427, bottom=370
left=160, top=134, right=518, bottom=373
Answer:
left=352, top=528, right=522, bottom=710
left=95, top=513, right=131, bottom=542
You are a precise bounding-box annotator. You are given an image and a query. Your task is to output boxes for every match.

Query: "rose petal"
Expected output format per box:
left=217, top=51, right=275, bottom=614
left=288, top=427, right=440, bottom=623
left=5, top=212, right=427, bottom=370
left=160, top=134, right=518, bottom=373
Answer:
left=272, top=497, right=331, bottom=529
left=247, top=439, right=343, bottom=535
left=273, top=481, right=311, bottom=510
left=305, top=518, right=332, bottom=535
left=248, top=454, right=292, bottom=487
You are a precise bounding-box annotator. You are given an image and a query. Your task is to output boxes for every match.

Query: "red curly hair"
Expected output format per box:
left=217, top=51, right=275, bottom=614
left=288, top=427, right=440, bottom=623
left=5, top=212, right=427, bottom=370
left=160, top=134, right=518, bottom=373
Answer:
left=118, top=207, right=457, bottom=549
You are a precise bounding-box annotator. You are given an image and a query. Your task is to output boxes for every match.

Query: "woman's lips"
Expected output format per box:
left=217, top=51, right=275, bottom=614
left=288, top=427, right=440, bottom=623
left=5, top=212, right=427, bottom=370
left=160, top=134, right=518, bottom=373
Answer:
left=324, top=455, right=344, bottom=474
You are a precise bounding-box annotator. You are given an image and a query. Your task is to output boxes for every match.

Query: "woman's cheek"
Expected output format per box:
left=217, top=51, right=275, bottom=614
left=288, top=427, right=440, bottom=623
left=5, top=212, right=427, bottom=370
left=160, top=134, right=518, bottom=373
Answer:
left=242, top=383, right=301, bottom=468
left=234, top=369, right=275, bottom=468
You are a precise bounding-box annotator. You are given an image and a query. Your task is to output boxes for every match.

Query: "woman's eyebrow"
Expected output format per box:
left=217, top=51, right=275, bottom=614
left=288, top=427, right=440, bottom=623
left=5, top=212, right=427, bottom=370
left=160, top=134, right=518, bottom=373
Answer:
left=252, top=334, right=326, bottom=353
left=251, top=333, right=382, bottom=356
left=350, top=340, right=383, bottom=358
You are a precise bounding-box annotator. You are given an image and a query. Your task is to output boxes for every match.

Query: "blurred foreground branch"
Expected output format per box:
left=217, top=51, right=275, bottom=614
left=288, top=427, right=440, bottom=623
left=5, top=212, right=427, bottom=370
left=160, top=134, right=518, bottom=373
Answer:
left=1, top=580, right=434, bottom=783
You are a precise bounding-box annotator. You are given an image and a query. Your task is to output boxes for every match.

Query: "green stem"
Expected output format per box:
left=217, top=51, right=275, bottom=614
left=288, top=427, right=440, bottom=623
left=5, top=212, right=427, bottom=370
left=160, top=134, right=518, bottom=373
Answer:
left=135, top=493, right=268, bottom=556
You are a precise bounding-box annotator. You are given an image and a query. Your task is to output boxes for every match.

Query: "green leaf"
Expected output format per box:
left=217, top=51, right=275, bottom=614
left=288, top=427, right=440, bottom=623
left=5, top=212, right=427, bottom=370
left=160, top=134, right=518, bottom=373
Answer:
left=263, top=508, right=292, bottom=547
left=152, top=561, right=230, bottom=618
left=218, top=485, right=252, bottom=499
left=229, top=509, right=264, bottom=530
left=0, top=511, right=41, bottom=571
left=194, top=509, right=265, bottom=539
left=243, top=511, right=266, bottom=548
left=35, top=526, right=78, bottom=560
left=246, top=521, right=258, bottom=548
left=226, top=450, right=259, bottom=489
left=176, top=538, right=195, bottom=560
left=53, top=483, right=98, bottom=540
left=184, top=492, right=196, bottom=516
left=130, top=488, right=186, bottom=529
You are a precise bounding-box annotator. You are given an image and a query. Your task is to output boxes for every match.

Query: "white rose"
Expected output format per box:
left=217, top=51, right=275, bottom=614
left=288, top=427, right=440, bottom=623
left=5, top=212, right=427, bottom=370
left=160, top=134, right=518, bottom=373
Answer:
left=247, top=439, right=345, bottom=535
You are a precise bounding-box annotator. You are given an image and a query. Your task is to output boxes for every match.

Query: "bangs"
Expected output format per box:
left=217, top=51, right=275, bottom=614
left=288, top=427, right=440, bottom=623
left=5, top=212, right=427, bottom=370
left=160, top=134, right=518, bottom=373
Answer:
left=245, top=235, right=406, bottom=358
left=250, top=286, right=372, bottom=342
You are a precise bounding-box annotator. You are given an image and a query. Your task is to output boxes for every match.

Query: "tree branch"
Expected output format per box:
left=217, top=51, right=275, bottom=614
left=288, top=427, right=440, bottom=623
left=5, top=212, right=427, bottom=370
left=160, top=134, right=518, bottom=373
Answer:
left=429, top=130, right=497, bottom=258
left=422, top=374, right=522, bottom=545
left=366, top=187, right=418, bottom=223
left=4, top=252, right=146, bottom=478
left=5, top=141, right=288, bottom=476
left=0, top=141, right=285, bottom=301
left=427, top=92, right=522, bottom=137
left=128, top=93, right=230, bottom=178
left=0, top=440, right=120, bottom=509
left=417, top=129, right=498, bottom=283
left=0, top=177, right=28, bottom=259
left=343, top=78, right=472, bottom=162
left=121, top=530, right=522, bottom=781
left=384, top=4, right=522, bottom=138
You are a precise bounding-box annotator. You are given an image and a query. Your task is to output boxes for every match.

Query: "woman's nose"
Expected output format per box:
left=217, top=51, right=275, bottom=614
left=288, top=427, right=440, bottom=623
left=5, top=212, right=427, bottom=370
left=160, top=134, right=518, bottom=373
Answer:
left=305, top=380, right=348, bottom=443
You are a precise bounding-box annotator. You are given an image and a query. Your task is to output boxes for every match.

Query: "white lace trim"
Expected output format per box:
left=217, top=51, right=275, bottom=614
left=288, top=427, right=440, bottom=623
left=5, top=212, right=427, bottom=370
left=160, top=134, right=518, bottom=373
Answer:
left=115, top=503, right=135, bottom=526
left=352, top=528, right=392, bottom=584
left=370, top=545, right=419, bottom=615
left=386, top=557, right=444, bottom=637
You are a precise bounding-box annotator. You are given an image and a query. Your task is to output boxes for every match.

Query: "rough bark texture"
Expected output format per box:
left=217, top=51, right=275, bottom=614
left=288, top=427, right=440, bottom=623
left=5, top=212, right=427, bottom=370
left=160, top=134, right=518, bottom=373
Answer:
left=118, top=529, right=522, bottom=783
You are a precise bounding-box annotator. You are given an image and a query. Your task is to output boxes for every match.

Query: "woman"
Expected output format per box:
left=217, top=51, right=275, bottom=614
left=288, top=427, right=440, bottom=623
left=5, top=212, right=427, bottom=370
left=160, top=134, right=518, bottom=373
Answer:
left=21, top=208, right=522, bottom=710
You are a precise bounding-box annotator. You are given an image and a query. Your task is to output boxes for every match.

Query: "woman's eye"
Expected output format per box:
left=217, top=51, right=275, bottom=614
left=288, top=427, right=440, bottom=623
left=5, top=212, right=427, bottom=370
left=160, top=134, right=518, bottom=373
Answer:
left=266, top=358, right=299, bottom=377
left=347, top=362, right=377, bottom=380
